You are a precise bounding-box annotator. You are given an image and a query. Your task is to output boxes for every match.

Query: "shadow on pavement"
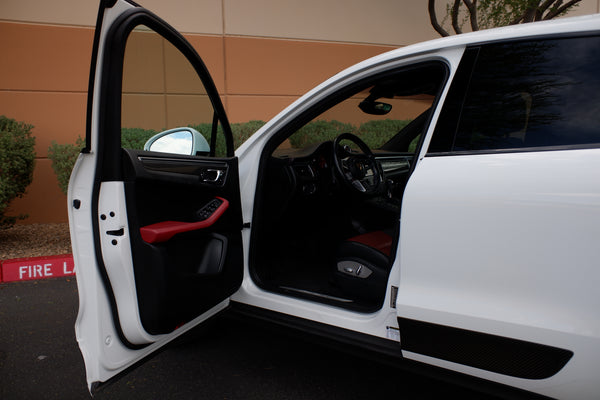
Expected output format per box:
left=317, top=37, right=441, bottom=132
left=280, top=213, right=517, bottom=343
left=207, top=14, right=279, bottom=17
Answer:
left=0, top=278, right=495, bottom=400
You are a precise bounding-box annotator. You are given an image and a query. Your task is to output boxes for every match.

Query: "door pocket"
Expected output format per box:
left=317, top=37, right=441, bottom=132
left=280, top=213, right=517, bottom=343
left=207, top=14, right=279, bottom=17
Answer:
left=194, top=233, right=227, bottom=275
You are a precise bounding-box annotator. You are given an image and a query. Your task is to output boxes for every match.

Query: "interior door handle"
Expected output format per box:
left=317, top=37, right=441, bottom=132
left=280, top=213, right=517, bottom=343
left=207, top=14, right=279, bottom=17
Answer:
left=201, top=169, right=224, bottom=183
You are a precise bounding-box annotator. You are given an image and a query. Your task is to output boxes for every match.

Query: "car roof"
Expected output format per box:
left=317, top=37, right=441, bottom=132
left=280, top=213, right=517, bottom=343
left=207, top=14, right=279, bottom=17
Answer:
left=365, top=13, right=600, bottom=65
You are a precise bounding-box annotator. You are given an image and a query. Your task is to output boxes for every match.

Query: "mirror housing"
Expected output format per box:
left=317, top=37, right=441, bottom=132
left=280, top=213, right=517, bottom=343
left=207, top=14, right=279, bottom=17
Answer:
left=359, top=100, right=392, bottom=115
left=144, top=127, right=210, bottom=155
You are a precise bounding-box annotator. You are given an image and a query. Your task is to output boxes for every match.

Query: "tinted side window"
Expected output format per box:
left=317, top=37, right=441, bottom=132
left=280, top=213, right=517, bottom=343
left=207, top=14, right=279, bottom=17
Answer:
left=433, top=36, right=600, bottom=153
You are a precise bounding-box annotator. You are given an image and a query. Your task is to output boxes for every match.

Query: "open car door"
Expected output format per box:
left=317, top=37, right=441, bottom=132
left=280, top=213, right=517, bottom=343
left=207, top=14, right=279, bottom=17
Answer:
left=68, top=0, right=243, bottom=391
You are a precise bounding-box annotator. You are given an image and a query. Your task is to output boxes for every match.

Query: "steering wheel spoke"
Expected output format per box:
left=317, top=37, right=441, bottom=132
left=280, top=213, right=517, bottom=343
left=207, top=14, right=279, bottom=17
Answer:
left=351, top=179, right=367, bottom=192
left=332, top=133, right=382, bottom=195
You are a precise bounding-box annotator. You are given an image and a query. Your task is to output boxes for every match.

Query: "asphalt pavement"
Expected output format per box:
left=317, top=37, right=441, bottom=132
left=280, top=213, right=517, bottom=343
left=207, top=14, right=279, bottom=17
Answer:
left=0, top=277, right=498, bottom=399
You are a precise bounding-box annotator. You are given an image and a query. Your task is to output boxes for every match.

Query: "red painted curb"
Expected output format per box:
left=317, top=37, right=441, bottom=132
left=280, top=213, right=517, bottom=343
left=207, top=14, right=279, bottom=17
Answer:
left=0, top=254, right=75, bottom=283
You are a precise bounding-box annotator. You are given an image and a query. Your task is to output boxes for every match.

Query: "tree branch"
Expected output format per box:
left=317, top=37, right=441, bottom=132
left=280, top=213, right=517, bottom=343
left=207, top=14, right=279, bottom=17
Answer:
left=452, top=0, right=463, bottom=34
left=510, top=14, right=525, bottom=25
left=522, top=5, right=538, bottom=23
left=535, top=0, right=557, bottom=20
left=539, top=0, right=560, bottom=14
left=510, top=1, right=539, bottom=25
left=462, top=0, right=479, bottom=31
left=544, top=0, right=581, bottom=20
left=428, top=0, right=450, bottom=37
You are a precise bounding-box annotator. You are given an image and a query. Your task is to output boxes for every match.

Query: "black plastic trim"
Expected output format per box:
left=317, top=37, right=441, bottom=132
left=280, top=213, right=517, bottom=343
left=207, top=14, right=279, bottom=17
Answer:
left=228, top=302, right=553, bottom=400
left=398, top=317, right=573, bottom=380
left=84, top=0, right=107, bottom=151
left=426, top=142, right=600, bottom=157
left=426, top=47, right=478, bottom=154
left=137, top=155, right=229, bottom=177
left=85, top=0, right=143, bottom=150
left=466, top=29, right=600, bottom=49
left=230, top=302, right=402, bottom=356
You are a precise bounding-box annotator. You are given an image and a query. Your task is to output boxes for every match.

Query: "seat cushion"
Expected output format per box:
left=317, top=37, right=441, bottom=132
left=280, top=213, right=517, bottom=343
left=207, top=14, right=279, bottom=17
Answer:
left=347, top=231, right=393, bottom=257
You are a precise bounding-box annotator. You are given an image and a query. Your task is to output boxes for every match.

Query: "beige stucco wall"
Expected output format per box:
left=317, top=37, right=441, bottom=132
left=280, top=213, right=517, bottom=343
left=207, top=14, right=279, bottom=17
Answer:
left=1, top=0, right=599, bottom=224
left=2, top=0, right=598, bottom=41
left=0, top=0, right=442, bottom=43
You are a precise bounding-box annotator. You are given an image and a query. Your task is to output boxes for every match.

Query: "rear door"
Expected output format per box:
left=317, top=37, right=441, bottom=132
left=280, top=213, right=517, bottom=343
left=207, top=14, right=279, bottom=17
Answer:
left=396, top=35, right=600, bottom=394
left=68, top=0, right=243, bottom=390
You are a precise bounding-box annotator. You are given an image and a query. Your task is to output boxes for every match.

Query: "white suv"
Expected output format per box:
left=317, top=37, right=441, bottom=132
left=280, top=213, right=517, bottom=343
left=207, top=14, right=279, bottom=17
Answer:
left=69, top=1, right=600, bottom=398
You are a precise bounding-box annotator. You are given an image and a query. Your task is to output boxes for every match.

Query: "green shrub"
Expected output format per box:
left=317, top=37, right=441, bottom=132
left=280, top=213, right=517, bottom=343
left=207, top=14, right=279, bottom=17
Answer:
left=121, top=127, right=158, bottom=150
left=48, top=136, right=84, bottom=195
left=48, top=127, right=156, bottom=196
left=189, top=123, right=227, bottom=157
left=356, top=119, right=410, bottom=149
left=286, top=119, right=412, bottom=150
left=0, top=116, right=36, bottom=229
left=188, top=121, right=266, bottom=156
left=231, top=120, right=266, bottom=148
left=289, top=120, right=354, bottom=148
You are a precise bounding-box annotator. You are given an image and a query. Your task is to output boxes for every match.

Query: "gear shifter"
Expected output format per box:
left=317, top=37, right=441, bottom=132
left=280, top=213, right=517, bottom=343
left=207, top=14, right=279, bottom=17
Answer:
left=386, top=179, right=394, bottom=199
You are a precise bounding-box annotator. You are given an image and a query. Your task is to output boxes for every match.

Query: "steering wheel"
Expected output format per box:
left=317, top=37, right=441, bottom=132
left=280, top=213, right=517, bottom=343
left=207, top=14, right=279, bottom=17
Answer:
left=332, top=133, right=382, bottom=194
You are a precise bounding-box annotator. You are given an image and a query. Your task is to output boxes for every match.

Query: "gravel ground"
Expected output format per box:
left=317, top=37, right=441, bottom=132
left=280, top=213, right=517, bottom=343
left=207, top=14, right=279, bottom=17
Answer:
left=0, top=223, right=71, bottom=260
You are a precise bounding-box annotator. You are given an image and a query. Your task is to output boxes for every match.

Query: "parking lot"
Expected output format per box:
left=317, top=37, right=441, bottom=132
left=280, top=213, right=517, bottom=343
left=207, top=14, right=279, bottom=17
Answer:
left=0, top=277, right=499, bottom=399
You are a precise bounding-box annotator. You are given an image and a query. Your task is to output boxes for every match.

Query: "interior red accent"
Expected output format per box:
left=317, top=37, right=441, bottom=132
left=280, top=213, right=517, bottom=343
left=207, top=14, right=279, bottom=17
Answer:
left=140, top=197, right=229, bottom=244
left=348, top=231, right=393, bottom=256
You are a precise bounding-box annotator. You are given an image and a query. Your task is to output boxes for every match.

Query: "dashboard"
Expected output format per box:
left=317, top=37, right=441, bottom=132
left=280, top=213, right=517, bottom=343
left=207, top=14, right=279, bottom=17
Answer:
left=271, top=141, right=413, bottom=200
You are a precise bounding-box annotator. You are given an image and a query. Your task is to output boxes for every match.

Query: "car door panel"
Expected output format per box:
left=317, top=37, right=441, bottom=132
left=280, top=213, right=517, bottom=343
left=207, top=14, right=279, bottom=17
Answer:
left=120, top=149, right=243, bottom=336
left=70, top=0, right=243, bottom=389
left=397, top=149, right=600, bottom=391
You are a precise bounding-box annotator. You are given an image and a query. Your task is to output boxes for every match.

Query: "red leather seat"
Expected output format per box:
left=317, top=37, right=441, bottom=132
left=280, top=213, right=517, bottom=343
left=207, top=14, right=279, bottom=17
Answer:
left=347, top=231, right=393, bottom=257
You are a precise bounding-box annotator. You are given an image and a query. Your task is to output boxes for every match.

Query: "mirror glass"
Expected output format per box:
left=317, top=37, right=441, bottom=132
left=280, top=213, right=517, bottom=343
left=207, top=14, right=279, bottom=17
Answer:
left=149, top=130, right=193, bottom=154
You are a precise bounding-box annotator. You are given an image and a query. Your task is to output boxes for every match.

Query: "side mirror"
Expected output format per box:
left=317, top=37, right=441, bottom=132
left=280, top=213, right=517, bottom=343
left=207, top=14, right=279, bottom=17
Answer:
left=144, top=127, right=210, bottom=155
left=359, top=100, right=392, bottom=115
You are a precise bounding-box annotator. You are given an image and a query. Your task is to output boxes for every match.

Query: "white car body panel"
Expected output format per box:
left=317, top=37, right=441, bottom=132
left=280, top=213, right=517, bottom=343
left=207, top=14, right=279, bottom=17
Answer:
left=97, top=181, right=161, bottom=345
left=70, top=0, right=600, bottom=395
left=398, top=149, right=600, bottom=398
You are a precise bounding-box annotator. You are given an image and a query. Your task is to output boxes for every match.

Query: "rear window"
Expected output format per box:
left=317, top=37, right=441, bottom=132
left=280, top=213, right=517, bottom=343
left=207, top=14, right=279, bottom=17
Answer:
left=434, top=36, right=600, bottom=152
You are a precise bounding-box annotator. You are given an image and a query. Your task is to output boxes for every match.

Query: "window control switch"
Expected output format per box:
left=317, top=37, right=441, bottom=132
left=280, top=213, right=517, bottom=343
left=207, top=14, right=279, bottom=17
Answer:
left=195, top=198, right=224, bottom=221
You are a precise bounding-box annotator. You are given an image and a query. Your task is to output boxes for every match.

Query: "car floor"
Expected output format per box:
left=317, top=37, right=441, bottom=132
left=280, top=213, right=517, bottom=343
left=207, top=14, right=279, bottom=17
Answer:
left=255, top=238, right=382, bottom=312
